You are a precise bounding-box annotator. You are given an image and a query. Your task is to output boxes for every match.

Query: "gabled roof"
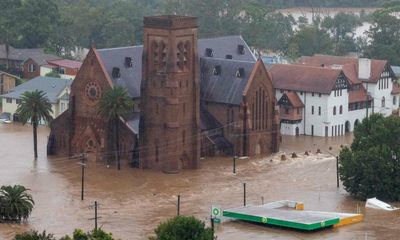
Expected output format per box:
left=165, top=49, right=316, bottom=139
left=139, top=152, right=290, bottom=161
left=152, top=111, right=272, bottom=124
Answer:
left=95, top=35, right=255, bottom=99
left=26, top=54, right=61, bottom=66
left=349, top=86, right=372, bottom=103
left=198, top=35, right=256, bottom=62
left=1, top=76, right=72, bottom=103
left=297, top=54, right=391, bottom=83
left=97, top=46, right=143, bottom=99
left=0, top=71, right=20, bottom=79
left=269, top=64, right=344, bottom=94
left=47, top=59, right=82, bottom=69
left=200, top=58, right=255, bottom=105
left=0, top=45, right=44, bottom=61
left=282, top=92, right=304, bottom=108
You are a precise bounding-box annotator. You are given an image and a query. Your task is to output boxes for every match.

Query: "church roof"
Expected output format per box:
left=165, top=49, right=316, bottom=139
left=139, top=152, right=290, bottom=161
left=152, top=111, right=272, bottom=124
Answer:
left=97, top=46, right=143, bottom=99
left=200, top=58, right=255, bottom=105
left=95, top=36, right=255, bottom=99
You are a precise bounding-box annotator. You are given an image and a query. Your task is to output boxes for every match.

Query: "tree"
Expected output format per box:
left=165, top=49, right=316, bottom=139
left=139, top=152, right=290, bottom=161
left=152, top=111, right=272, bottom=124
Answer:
left=287, top=25, right=334, bottom=58
left=97, top=86, right=134, bottom=170
left=339, top=114, right=400, bottom=201
left=0, top=0, right=22, bottom=69
left=0, top=185, right=35, bottom=222
left=240, top=2, right=294, bottom=52
left=154, top=216, right=214, bottom=240
left=16, top=0, right=60, bottom=48
left=14, top=230, right=55, bottom=240
left=321, top=12, right=361, bottom=55
left=60, top=228, right=114, bottom=240
left=16, top=90, right=53, bottom=159
left=364, top=8, right=400, bottom=65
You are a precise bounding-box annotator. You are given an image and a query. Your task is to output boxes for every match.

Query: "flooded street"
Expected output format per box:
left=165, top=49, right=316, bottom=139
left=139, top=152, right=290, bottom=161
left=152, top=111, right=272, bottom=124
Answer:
left=1, top=123, right=399, bottom=240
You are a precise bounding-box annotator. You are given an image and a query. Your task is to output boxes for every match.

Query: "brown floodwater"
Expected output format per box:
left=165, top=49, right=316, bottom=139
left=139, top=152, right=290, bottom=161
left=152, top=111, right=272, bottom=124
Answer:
left=0, top=123, right=399, bottom=240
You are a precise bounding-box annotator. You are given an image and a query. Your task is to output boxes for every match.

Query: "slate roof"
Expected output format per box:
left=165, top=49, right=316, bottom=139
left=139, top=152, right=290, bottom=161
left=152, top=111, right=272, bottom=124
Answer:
left=47, top=59, right=82, bottom=69
left=197, top=36, right=256, bottom=62
left=125, top=112, right=140, bottom=134
left=392, top=66, right=400, bottom=78
left=200, top=58, right=255, bottom=105
left=96, top=36, right=255, bottom=99
left=97, top=46, right=143, bottom=99
left=269, top=64, right=343, bottom=94
left=27, top=54, right=61, bottom=66
left=0, top=45, right=44, bottom=61
left=1, top=76, right=72, bottom=103
left=297, top=54, right=390, bottom=84
left=285, top=92, right=304, bottom=108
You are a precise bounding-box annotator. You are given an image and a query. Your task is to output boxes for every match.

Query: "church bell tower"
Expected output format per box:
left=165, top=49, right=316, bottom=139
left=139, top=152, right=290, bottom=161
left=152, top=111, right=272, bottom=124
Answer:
left=139, top=16, right=200, bottom=172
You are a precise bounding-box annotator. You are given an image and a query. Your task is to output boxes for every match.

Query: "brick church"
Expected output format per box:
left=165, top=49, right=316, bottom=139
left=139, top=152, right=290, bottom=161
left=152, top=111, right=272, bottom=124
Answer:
left=47, top=16, right=279, bottom=172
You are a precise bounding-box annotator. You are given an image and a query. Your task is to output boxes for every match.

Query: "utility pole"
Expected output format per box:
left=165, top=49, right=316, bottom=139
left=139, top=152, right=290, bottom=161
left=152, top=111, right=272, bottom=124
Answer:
left=233, top=156, right=237, bottom=173
left=243, top=183, right=246, bottom=206
left=88, top=201, right=101, bottom=231
left=79, top=153, right=86, bottom=201
left=177, top=195, right=180, bottom=216
left=210, top=216, right=215, bottom=237
left=366, top=83, right=369, bottom=118
left=336, top=156, right=339, bottom=188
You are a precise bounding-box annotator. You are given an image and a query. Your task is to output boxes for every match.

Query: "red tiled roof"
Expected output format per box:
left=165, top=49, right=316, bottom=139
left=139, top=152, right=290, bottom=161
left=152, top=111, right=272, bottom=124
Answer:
left=285, top=91, right=304, bottom=108
left=349, top=85, right=372, bottom=103
left=392, top=82, right=400, bottom=95
left=269, top=64, right=343, bottom=94
left=47, top=59, right=82, bottom=69
left=297, top=54, right=388, bottom=84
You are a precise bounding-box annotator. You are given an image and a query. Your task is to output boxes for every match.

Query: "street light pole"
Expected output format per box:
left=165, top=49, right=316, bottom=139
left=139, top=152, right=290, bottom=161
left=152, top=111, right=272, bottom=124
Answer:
left=233, top=156, right=237, bottom=173
left=336, top=156, right=339, bottom=188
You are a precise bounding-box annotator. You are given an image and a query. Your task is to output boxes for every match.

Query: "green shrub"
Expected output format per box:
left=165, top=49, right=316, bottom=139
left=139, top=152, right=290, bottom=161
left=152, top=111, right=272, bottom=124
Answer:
left=154, top=216, right=213, bottom=240
left=14, top=230, right=56, bottom=240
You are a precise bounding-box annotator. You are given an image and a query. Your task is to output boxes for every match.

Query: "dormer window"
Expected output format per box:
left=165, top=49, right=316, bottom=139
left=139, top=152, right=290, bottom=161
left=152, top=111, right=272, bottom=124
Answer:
left=238, top=45, right=245, bottom=55
left=205, top=48, right=213, bottom=57
left=236, top=68, right=245, bottom=78
left=226, top=54, right=233, bottom=59
left=112, top=67, right=121, bottom=78
left=125, top=57, right=133, bottom=67
left=213, top=65, right=221, bottom=75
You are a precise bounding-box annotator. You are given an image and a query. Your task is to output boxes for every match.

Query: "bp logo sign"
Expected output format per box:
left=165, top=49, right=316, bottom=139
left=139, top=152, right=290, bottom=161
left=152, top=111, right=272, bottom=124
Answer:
left=211, top=206, right=222, bottom=217
left=261, top=217, right=268, bottom=223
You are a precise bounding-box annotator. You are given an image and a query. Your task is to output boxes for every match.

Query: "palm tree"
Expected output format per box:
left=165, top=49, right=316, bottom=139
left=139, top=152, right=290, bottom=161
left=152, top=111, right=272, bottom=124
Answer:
left=98, top=86, right=134, bottom=170
left=0, top=185, right=35, bottom=222
left=16, top=90, right=53, bottom=159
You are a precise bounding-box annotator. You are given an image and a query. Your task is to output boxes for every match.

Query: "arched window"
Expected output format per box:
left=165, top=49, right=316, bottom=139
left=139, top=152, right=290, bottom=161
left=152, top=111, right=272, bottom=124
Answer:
left=333, top=106, right=336, bottom=115
left=382, top=97, right=385, bottom=108
left=393, top=96, right=397, bottom=106
left=339, top=105, right=343, bottom=114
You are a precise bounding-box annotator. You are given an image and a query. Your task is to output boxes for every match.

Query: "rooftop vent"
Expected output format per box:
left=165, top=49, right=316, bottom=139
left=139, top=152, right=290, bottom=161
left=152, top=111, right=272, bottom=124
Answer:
left=125, top=57, right=133, bottom=68
left=205, top=48, right=213, bottom=57
left=236, top=68, right=245, bottom=78
left=226, top=54, right=233, bottom=59
left=112, top=67, right=121, bottom=78
left=213, top=65, right=221, bottom=75
left=238, top=45, right=245, bottom=55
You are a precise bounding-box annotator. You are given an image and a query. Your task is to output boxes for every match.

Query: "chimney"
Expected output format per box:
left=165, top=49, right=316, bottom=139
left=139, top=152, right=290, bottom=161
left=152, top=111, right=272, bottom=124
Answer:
left=358, top=58, right=371, bottom=80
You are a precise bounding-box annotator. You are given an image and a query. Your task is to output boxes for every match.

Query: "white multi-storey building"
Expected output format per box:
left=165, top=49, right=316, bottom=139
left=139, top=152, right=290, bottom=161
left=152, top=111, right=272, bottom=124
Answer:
left=270, top=55, right=398, bottom=137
